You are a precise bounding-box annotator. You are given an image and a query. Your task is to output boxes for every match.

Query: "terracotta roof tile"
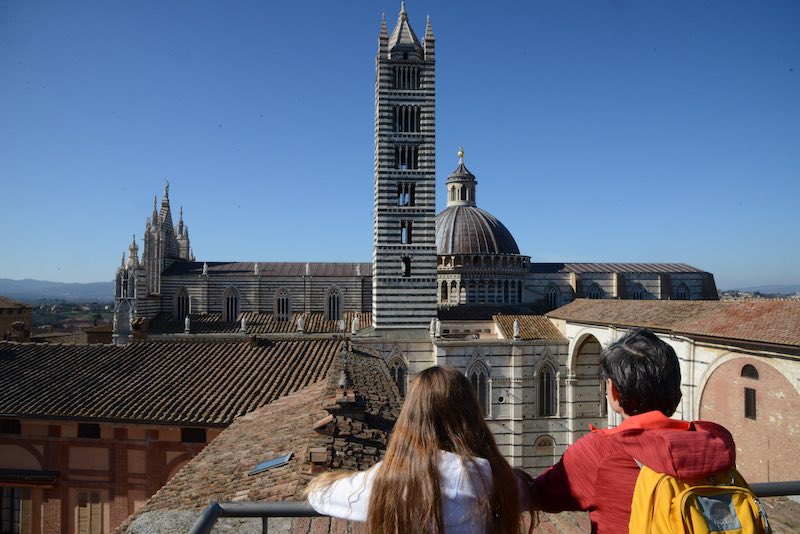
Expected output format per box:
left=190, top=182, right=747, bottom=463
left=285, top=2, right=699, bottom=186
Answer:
left=548, top=299, right=800, bottom=348
left=493, top=315, right=567, bottom=342
left=0, top=338, right=341, bottom=425
left=119, top=347, right=402, bottom=532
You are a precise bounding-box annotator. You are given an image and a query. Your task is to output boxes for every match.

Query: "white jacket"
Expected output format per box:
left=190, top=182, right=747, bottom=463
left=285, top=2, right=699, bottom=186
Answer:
left=307, top=450, right=493, bottom=533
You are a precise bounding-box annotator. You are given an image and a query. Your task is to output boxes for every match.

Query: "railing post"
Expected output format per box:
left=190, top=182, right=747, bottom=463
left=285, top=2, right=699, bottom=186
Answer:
left=262, top=516, right=268, bottom=533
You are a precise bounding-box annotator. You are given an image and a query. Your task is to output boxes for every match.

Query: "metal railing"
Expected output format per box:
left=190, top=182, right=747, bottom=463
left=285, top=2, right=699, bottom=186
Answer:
left=188, top=480, right=800, bottom=534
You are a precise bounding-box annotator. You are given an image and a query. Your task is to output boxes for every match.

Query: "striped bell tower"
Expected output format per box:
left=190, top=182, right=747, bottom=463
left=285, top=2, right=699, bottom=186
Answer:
left=372, top=3, right=438, bottom=330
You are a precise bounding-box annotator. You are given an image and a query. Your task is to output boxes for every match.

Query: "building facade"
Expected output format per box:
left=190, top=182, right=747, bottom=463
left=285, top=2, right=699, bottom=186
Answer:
left=0, top=296, right=31, bottom=342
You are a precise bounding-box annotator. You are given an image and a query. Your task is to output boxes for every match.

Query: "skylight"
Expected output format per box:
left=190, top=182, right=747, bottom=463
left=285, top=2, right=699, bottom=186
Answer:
left=249, top=453, right=292, bottom=476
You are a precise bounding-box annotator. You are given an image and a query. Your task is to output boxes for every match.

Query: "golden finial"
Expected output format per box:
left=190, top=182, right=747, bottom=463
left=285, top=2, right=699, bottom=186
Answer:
left=458, top=146, right=464, bottom=163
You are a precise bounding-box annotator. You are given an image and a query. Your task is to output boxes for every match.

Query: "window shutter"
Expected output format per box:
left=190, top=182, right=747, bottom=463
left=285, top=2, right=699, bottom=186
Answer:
left=20, top=489, right=32, bottom=534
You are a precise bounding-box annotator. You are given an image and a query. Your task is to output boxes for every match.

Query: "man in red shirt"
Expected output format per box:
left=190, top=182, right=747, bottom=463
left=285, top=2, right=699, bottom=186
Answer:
left=533, top=329, right=737, bottom=533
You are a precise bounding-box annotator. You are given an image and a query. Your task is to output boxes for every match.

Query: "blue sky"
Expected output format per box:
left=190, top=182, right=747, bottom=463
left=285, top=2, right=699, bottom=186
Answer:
left=1, top=1, right=798, bottom=289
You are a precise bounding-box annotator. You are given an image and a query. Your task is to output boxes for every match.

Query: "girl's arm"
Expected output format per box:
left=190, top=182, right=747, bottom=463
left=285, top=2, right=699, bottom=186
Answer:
left=306, top=467, right=378, bottom=521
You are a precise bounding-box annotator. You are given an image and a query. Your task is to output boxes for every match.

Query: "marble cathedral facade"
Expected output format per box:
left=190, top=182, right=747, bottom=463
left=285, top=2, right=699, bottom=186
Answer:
left=112, top=4, right=719, bottom=468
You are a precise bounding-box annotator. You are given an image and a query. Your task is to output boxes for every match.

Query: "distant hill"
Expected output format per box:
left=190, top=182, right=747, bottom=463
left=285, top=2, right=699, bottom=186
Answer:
left=733, top=284, right=800, bottom=296
left=0, top=279, right=115, bottom=303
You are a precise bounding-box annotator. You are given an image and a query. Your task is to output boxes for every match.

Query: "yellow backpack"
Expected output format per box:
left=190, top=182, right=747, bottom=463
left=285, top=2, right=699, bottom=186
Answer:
left=628, top=462, right=772, bottom=533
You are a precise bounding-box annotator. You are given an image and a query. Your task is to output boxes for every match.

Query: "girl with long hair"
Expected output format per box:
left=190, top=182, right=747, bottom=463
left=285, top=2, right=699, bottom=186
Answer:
left=307, top=365, right=537, bottom=533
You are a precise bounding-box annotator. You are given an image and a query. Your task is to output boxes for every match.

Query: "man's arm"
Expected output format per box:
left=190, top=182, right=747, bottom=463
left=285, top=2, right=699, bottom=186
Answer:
left=532, top=433, right=603, bottom=513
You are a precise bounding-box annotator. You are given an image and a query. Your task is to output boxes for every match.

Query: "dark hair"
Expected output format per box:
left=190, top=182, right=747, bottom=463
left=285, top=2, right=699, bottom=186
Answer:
left=599, top=329, right=681, bottom=416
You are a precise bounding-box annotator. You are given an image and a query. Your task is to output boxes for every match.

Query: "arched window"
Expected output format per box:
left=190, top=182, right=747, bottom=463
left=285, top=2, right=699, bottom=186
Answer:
left=274, top=288, right=291, bottom=322
left=544, top=284, right=561, bottom=309
left=390, top=360, right=407, bottom=396
left=586, top=283, right=603, bottom=300
left=440, top=281, right=448, bottom=303
left=173, top=287, right=190, bottom=321
left=741, top=364, right=758, bottom=420
left=468, top=364, right=489, bottom=416
left=325, top=287, right=342, bottom=321
left=630, top=283, right=646, bottom=300
left=537, top=365, right=557, bottom=417
left=222, top=287, right=240, bottom=322
left=450, top=281, right=458, bottom=304
left=675, top=283, right=690, bottom=300
left=741, top=364, right=759, bottom=380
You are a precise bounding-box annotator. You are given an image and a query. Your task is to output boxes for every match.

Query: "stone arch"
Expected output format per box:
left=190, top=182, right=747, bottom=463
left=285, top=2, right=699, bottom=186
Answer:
left=586, top=283, right=603, bottom=299
left=630, top=283, right=646, bottom=300
left=675, top=282, right=690, bottom=300
left=173, top=287, right=190, bottom=321
left=532, top=434, right=557, bottom=470
left=0, top=443, right=44, bottom=470
left=699, top=356, right=800, bottom=482
left=544, top=283, right=561, bottom=309
left=388, top=357, right=408, bottom=396
left=222, top=286, right=240, bottom=322
left=571, top=334, right=604, bottom=418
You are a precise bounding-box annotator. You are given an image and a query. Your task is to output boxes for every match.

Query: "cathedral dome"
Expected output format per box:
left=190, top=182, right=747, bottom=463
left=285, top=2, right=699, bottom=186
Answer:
left=435, top=148, right=520, bottom=256
left=436, top=205, right=520, bottom=255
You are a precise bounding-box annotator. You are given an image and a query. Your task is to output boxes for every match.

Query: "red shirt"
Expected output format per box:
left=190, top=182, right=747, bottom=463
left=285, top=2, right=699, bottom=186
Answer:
left=533, top=411, right=736, bottom=533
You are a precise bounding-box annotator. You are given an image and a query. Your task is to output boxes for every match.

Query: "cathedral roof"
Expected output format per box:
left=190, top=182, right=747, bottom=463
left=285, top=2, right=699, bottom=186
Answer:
left=529, top=262, right=707, bottom=274
left=388, top=2, right=422, bottom=52
left=435, top=205, right=521, bottom=255
left=162, top=261, right=371, bottom=277
left=547, top=300, right=800, bottom=352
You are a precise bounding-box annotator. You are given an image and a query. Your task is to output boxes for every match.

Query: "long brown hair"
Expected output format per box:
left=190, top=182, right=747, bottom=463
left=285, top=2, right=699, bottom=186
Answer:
left=364, top=365, right=534, bottom=533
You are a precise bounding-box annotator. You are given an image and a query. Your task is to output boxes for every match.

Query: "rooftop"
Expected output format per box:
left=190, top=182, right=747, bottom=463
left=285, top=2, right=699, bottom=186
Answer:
left=147, top=311, right=372, bottom=336
left=119, top=346, right=402, bottom=533
left=0, top=338, right=341, bottom=425
left=548, top=299, right=800, bottom=351
left=0, top=296, right=28, bottom=309
left=530, top=262, right=707, bottom=274
left=162, top=261, right=371, bottom=277
left=493, top=314, right=567, bottom=342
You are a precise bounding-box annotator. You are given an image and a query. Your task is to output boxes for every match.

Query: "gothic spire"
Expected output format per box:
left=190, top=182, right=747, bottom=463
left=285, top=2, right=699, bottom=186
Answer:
left=378, top=12, right=389, bottom=56
left=388, top=1, right=422, bottom=53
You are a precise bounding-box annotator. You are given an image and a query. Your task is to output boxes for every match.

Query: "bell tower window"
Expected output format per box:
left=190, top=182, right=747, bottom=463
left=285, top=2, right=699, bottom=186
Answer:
left=394, top=145, right=419, bottom=169
left=397, top=182, right=416, bottom=206
left=393, top=65, right=420, bottom=90
left=393, top=105, right=421, bottom=133
left=400, top=220, right=413, bottom=244
left=402, top=257, right=411, bottom=277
